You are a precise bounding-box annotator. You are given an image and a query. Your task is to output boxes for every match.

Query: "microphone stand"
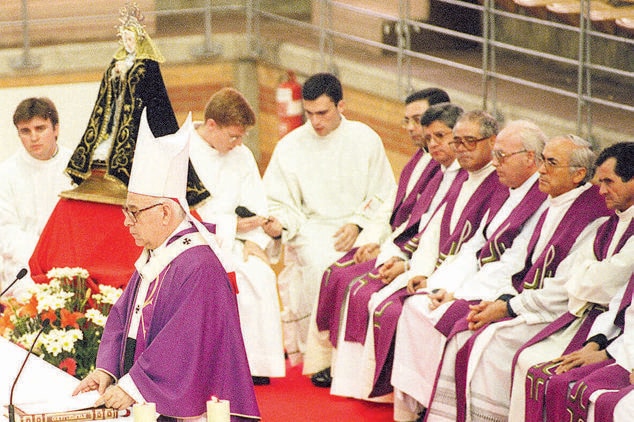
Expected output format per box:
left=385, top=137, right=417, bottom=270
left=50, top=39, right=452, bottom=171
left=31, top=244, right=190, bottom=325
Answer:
left=8, top=320, right=50, bottom=422
left=0, top=268, right=28, bottom=298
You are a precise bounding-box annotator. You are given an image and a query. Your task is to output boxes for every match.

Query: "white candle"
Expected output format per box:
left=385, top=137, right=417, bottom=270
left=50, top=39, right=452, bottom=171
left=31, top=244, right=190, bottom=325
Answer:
left=206, top=397, right=230, bottom=422
left=133, top=403, right=157, bottom=422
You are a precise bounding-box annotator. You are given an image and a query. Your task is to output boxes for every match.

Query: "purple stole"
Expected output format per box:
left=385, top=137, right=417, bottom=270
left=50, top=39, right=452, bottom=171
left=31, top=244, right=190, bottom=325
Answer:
left=401, top=170, right=469, bottom=257
left=567, top=363, right=631, bottom=421
left=364, top=172, right=506, bottom=397
left=390, top=151, right=441, bottom=230
left=477, top=180, right=546, bottom=265
left=344, top=169, right=493, bottom=346
left=512, top=185, right=609, bottom=293
left=315, top=249, right=377, bottom=346
left=314, top=155, right=440, bottom=347
left=566, top=273, right=634, bottom=420
left=520, top=215, right=634, bottom=420
left=435, top=171, right=503, bottom=268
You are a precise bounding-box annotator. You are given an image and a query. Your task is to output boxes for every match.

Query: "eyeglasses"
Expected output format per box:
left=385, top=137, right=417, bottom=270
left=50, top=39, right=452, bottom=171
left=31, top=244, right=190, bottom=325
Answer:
left=449, top=135, right=490, bottom=151
left=423, top=131, right=453, bottom=144
left=538, top=154, right=581, bottom=171
left=492, top=149, right=528, bottom=164
left=401, top=115, right=422, bottom=128
left=122, top=202, right=164, bottom=224
left=222, top=128, right=248, bottom=143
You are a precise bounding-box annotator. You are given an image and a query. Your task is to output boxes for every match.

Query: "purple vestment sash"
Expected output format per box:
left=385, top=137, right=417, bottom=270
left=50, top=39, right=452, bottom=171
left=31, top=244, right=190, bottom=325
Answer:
left=364, top=173, right=511, bottom=396
left=477, top=180, right=547, bottom=265
left=521, top=306, right=606, bottom=420
left=315, top=248, right=377, bottom=346
left=434, top=171, right=502, bottom=267
left=512, top=185, right=610, bottom=292
left=401, top=170, right=469, bottom=257
left=567, top=363, right=631, bottom=421
left=369, top=287, right=412, bottom=397
left=390, top=150, right=441, bottom=230
left=393, top=166, right=446, bottom=249
left=519, top=216, right=633, bottom=420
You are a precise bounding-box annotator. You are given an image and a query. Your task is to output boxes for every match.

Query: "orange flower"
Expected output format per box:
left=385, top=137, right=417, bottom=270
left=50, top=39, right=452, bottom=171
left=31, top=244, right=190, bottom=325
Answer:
left=59, top=357, right=77, bottom=376
left=0, top=307, right=15, bottom=336
left=18, top=296, right=38, bottom=318
left=60, top=308, right=83, bottom=329
left=40, top=309, right=57, bottom=325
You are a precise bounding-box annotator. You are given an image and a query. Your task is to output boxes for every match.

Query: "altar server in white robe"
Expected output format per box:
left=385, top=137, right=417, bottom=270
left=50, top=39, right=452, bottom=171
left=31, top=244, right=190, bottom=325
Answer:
left=190, top=88, right=285, bottom=382
left=0, top=97, right=72, bottom=295
left=391, top=120, right=549, bottom=421
left=263, top=73, right=396, bottom=371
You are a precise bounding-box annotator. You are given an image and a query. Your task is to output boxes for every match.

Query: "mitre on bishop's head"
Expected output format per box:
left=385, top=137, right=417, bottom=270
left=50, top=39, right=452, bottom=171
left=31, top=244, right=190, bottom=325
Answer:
left=128, top=107, right=191, bottom=210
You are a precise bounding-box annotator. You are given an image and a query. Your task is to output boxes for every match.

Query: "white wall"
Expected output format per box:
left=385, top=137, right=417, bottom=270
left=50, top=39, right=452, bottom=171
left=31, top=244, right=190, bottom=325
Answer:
left=0, top=82, right=99, bottom=162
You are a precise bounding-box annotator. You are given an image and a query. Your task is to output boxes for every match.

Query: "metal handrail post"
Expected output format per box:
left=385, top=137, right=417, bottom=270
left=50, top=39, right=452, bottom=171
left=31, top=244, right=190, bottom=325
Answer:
left=11, top=0, right=41, bottom=70
left=192, top=0, right=222, bottom=59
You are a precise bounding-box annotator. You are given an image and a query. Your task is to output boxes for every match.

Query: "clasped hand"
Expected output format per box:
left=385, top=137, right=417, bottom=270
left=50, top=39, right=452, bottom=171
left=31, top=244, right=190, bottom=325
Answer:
left=466, top=300, right=509, bottom=330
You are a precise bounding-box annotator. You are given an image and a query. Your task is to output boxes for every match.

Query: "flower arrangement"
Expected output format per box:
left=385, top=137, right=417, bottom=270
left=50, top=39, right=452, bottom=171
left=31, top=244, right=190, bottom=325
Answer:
left=0, top=267, right=122, bottom=379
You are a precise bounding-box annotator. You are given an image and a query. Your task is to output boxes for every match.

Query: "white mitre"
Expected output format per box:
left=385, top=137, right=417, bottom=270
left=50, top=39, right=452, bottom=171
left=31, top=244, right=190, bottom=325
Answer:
left=129, top=108, right=235, bottom=272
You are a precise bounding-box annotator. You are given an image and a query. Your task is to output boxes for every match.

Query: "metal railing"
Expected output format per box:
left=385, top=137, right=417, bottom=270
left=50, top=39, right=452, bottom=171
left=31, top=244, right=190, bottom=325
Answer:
left=2, top=0, right=632, bottom=141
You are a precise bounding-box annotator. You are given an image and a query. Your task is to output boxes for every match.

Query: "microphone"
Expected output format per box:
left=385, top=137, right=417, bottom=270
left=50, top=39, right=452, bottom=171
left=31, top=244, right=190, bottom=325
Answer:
left=8, top=319, right=51, bottom=422
left=0, top=268, right=28, bottom=298
left=235, top=206, right=256, bottom=218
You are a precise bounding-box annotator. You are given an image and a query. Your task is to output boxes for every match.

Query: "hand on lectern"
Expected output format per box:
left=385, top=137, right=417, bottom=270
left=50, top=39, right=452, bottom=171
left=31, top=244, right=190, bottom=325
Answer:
left=94, top=385, right=135, bottom=411
left=72, top=369, right=114, bottom=396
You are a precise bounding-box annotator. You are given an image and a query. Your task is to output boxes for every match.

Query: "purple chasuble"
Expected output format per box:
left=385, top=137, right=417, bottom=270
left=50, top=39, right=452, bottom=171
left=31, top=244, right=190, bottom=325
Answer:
left=315, top=155, right=440, bottom=346
left=96, top=226, right=260, bottom=421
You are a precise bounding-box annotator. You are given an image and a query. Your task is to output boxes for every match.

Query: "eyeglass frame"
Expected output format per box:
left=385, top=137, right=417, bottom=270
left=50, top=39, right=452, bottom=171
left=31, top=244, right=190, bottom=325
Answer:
left=538, top=153, right=582, bottom=171
left=122, top=202, right=164, bottom=224
left=491, top=149, right=529, bottom=164
left=448, top=135, right=491, bottom=151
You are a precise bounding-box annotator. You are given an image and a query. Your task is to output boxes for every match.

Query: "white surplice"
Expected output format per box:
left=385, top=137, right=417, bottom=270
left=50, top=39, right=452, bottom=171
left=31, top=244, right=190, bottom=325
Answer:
left=190, top=128, right=285, bottom=377
left=263, top=117, right=396, bottom=370
left=0, top=145, right=73, bottom=295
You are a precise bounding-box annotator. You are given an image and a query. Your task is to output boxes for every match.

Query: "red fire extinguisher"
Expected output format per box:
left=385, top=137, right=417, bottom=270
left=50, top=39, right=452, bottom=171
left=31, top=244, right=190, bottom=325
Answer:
left=276, top=70, right=304, bottom=138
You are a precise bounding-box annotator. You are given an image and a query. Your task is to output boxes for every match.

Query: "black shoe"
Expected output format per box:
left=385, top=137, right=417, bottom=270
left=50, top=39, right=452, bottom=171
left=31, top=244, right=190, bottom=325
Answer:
left=252, top=376, right=271, bottom=385
left=415, top=407, right=427, bottom=422
left=310, top=367, right=332, bottom=388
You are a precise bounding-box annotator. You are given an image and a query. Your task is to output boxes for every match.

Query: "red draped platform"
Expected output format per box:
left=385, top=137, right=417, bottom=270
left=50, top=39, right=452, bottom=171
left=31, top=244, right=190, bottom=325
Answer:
left=29, top=198, right=142, bottom=290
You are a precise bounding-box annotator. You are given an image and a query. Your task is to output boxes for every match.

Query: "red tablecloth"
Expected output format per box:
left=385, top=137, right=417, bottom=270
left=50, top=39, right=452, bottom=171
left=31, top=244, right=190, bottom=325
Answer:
left=29, top=198, right=142, bottom=289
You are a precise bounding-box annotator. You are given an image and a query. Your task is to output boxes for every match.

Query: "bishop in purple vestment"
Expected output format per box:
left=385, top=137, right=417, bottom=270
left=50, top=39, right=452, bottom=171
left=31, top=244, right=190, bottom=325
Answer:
left=73, top=110, right=259, bottom=421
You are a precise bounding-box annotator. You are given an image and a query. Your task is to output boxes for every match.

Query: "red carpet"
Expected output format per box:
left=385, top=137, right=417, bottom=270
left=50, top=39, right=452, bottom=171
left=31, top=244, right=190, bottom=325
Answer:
left=254, top=361, right=393, bottom=421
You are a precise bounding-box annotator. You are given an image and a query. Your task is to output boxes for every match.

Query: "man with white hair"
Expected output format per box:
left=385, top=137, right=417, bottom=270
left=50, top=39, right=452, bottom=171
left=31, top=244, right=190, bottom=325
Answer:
left=73, top=109, right=260, bottom=421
